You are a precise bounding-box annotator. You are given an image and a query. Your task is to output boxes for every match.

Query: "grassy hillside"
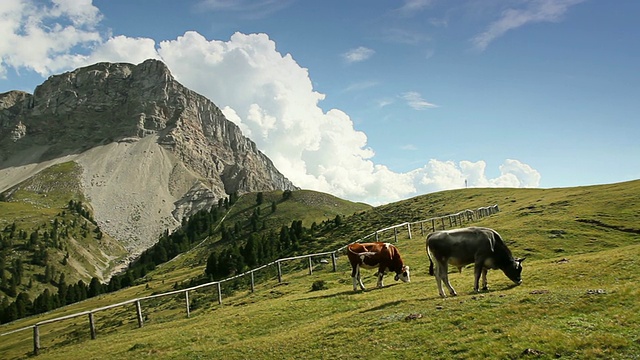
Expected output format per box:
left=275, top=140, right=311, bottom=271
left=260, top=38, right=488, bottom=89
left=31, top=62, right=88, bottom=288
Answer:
left=0, top=162, right=127, bottom=301
left=1, top=180, right=639, bottom=359
left=155, top=189, right=372, bottom=273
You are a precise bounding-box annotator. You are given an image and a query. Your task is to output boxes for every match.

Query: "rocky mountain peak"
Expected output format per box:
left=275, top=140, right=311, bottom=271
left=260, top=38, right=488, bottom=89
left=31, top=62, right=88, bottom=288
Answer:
left=0, top=59, right=297, bottom=256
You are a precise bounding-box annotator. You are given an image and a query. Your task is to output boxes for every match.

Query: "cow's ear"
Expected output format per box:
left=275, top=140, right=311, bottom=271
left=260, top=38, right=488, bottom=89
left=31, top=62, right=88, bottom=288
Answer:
left=516, top=257, right=526, bottom=263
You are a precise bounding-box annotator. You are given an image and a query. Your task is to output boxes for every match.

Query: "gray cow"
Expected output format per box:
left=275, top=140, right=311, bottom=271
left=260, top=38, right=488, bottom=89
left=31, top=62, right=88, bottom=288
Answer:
left=426, top=227, right=525, bottom=298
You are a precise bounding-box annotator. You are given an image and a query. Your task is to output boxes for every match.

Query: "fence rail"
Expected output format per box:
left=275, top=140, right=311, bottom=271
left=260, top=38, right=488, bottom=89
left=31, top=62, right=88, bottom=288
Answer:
left=1, top=204, right=499, bottom=355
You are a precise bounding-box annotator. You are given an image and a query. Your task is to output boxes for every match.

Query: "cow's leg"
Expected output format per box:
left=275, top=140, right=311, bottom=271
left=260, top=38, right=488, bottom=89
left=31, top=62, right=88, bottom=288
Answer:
left=356, top=265, right=366, bottom=290
left=437, top=262, right=457, bottom=297
left=434, top=265, right=446, bottom=298
left=376, top=271, right=384, bottom=288
left=481, top=268, right=489, bottom=291
left=351, top=264, right=359, bottom=291
left=473, top=264, right=483, bottom=292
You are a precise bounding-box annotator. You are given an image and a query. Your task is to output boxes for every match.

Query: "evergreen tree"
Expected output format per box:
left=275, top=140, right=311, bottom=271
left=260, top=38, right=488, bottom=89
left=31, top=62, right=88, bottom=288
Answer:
left=205, top=252, right=218, bottom=278
left=2, top=302, right=17, bottom=323
left=12, top=258, right=23, bottom=285
left=44, top=265, right=54, bottom=284
left=0, top=256, right=6, bottom=286
left=243, top=234, right=259, bottom=267
left=88, top=277, right=102, bottom=298
left=14, top=292, right=31, bottom=319
left=7, top=275, right=17, bottom=297
left=279, top=226, right=290, bottom=250
left=256, top=192, right=264, bottom=206
left=57, top=273, right=67, bottom=305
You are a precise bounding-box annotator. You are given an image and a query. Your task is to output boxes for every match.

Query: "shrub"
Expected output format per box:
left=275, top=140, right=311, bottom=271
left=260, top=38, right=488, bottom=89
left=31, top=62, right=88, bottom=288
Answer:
left=311, top=280, right=327, bottom=291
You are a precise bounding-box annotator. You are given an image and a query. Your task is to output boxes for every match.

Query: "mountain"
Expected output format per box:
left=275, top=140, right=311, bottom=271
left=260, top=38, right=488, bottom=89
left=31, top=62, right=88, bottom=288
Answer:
left=0, top=59, right=297, bottom=262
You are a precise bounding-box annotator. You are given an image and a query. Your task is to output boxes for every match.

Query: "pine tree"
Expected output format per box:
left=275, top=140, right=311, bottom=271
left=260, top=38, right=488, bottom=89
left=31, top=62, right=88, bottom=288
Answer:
left=243, top=234, right=259, bottom=267
left=0, top=256, right=6, bottom=286
left=88, top=277, right=102, bottom=298
left=205, top=252, right=218, bottom=278
left=12, top=258, right=23, bottom=285
left=57, top=273, right=67, bottom=305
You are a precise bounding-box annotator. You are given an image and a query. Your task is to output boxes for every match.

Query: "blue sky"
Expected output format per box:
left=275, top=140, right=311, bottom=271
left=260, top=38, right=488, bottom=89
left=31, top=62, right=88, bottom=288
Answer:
left=1, top=0, right=638, bottom=205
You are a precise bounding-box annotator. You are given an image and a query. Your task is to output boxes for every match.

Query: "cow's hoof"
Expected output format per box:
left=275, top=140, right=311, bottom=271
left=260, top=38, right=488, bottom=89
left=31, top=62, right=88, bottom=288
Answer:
left=482, top=286, right=489, bottom=291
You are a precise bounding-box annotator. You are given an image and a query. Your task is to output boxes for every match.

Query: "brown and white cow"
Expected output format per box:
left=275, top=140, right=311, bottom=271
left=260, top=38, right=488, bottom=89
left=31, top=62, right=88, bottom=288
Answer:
left=347, top=242, right=410, bottom=291
left=426, top=227, right=524, bottom=298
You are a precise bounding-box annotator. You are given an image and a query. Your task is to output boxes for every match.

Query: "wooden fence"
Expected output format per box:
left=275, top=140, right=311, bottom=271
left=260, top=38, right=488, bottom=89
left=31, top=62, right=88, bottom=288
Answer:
left=1, top=204, right=499, bottom=355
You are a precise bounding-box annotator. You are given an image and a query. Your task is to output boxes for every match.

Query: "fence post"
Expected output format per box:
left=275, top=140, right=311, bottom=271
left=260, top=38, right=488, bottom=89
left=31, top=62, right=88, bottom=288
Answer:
left=250, top=271, right=255, bottom=293
left=441, top=217, right=446, bottom=230
left=185, top=291, right=190, bottom=318
left=277, top=261, right=282, bottom=283
left=33, top=325, right=40, bottom=356
left=407, top=223, right=412, bottom=239
left=420, top=222, right=424, bottom=236
left=375, top=231, right=379, bottom=241
left=449, top=216, right=453, bottom=228
left=331, top=252, right=337, bottom=272
left=394, top=227, right=398, bottom=242
left=89, top=312, right=96, bottom=340
left=217, top=283, right=222, bottom=305
left=135, top=300, right=144, bottom=328
left=308, top=256, right=313, bottom=275
left=431, top=219, right=436, bottom=232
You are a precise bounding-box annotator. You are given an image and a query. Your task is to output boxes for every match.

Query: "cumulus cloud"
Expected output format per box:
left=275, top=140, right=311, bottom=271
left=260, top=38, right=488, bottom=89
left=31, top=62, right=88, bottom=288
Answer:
left=472, top=0, right=585, bottom=51
left=342, top=46, right=375, bottom=63
left=0, top=2, right=542, bottom=205
left=0, top=0, right=102, bottom=77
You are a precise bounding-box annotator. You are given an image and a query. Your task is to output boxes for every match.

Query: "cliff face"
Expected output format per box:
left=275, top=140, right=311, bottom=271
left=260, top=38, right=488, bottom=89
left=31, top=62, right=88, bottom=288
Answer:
left=0, top=59, right=297, bottom=255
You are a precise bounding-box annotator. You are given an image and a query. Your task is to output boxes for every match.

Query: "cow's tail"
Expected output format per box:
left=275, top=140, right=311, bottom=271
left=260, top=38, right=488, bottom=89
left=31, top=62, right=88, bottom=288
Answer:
left=347, top=246, right=376, bottom=258
left=488, top=229, right=499, bottom=253
left=426, top=234, right=435, bottom=276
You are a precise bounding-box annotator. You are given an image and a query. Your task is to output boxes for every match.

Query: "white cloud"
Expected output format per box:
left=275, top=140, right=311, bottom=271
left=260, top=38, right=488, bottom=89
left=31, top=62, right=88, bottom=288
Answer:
left=401, top=91, right=438, bottom=110
left=0, top=0, right=102, bottom=77
left=0, top=3, right=543, bottom=206
left=377, top=98, right=394, bottom=108
left=342, top=80, right=378, bottom=93
left=472, top=0, right=585, bottom=51
left=342, top=46, right=375, bottom=63
left=396, top=0, right=433, bottom=17
left=194, top=0, right=293, bottom=19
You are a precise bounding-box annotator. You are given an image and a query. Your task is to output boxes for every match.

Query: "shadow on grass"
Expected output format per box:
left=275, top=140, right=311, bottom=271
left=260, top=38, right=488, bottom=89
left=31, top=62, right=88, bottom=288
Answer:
left=419, top=282, right=521, bottom=300
left=301, top=283, right=401, bottom=300
left=360, top=300, right=405, bottom=313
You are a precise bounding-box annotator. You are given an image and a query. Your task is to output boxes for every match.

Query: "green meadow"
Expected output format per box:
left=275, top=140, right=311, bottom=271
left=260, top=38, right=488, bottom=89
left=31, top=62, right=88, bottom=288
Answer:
left=1, top=180, right=639, bottom=359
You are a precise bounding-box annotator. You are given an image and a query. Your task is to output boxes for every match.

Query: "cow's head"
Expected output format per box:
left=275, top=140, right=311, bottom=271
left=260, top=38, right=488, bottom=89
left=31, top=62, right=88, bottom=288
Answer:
left=504, top=257, right=525, bottom=285
left=394, top=265, right=411, bottom=283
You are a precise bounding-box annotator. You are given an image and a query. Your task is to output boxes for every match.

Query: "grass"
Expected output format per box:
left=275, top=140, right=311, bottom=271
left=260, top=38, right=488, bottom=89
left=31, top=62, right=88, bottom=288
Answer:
left=1, top=180, right=639, bottom=359
left=0, top=161, right=127, bottom=298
